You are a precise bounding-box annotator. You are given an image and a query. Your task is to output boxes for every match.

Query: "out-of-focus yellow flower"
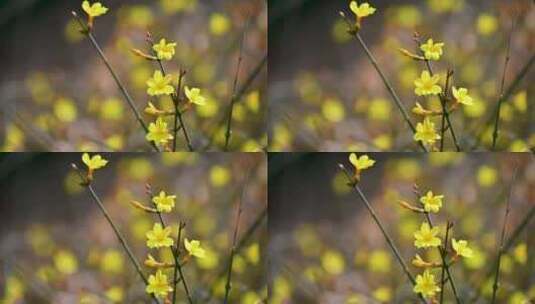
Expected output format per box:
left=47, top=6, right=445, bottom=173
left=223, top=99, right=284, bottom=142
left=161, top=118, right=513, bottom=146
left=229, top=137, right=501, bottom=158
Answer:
left=82, top=1, right=108, bottom=18
left=152, top=39, right=176, bottom=61
left=184, top=86, right=206, bottom=106
left=210, top=165, right=231, bottom=187
left=184, top=238, right=206, bottom=258
left=427, top=0, right=464, bottom=13
left=513, top=91, right=527, bottom=113
left=54, top=97, right=77, bottom=122
left=414, top=222, right=441, bottom=248
left=100, top=98, right=124, bottom=120
left=395, top=5, right=422, bottom=28
left=452, top=239, right=473, bottom=258
left=373, top=134, right=392, bottom=150
left=245, top=243, right=260, bottom=265
left=146, top=223, right=174, bottom=248
left=152, top=191, right=176, bottom=213
left=373, top=286, right=391, bottom=303
left=147, top=71, right=174, bottom=96
left=452, top=87, right=473, bottom=106
left=477, top=165, right=497, bottom=187
left=349, top=153, right=375, bottom=171
left=332, top=19, right=352, bottom=43
left=321, top=250, right=345, bottom=275
left=420, top=39, right=444, bottom=61
left=4, top=276, right=25, bottom=303
left=146, top=270, right=172, bottom=298
left=463, top=96, right=485, bottom=118
left=2, top=124, right=24, bottom=151
left=105, top=286, right=124, bottom=303
left=100, top=250, right=124, bottom=275
left=477, top=14, right=498, bottom=36
left=420, top=191, right=444, bottom=213
left=160, top=0, right=197, bottom=15
left=367, top=98, right=391, bottom=121
left=414, top=270, right=440, bottom=299
left=368, top=250, right=391, bottom=273
left=513, top=243, right=527, bottom=265
left=209, top=13, right=231, bottom=36
left=246, top=91, right=260, bottom=113
left=350, top=1, right=377, bottom=19
left=322, top=98, right=345, bottom=122
left=414, top=117, right=440, bottom=146
left=105, top=134, right=124, bottom=151
left=54, top=250, right=78, bottom=275
left=146, top=117, right=173, bottom=145
left=414, top=71, right=441, bottom=96
left=196, top=246, right=219, bottom=269
left=463, top=245, right=486, bottom=269
left=82, top=153, right=108, bottom=171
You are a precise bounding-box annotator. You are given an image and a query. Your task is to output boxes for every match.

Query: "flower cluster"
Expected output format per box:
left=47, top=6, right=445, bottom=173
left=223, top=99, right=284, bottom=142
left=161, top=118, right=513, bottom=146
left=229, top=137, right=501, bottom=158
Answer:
left=398, top=188, right=473, bottom=301
left=404, top=37, right=474, bottom=150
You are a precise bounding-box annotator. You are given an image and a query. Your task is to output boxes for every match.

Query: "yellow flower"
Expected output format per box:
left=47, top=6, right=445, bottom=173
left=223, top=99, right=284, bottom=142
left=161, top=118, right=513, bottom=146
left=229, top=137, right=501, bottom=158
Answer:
left=412, top=102, right=434, bottom=116
left=144, top=101, right=167, bottom=116
left=413, top=270, right=440, bottom=299
left=184, top=86, right=206, bottom=106
left=82, top=1, right=109, bottom=18
left=146, top=223, right=174, bottom=248
left=452, top=87, right=473, bottom=106
left=152, top=191, right=176, bottom=213
left=420, top=39, right=444, bottom=61
left=452, top=239, right=473, bottom=258
left=349, top=153, right=375, bottom=171
left=152, top=38, right=177, bottom=61
left=414, top=71, right=441, bottom=96
left=184, top=238, right=206, bottom=259
left=414, top=117, right=441, bottom=146
left=412, top=254, right=434, bottom=268
left=146, top=270, right=172, bottom=298
left=147, top=71, right=174, bottom=96
left=419, top=191, right=444, bottom=213
left=82, top=153, right=108, bottom=171
left=414, top=222, right=441, bottom=248
left=349, top=1, right=377, bottom=18
left=146, top=117, right=173, bottom=145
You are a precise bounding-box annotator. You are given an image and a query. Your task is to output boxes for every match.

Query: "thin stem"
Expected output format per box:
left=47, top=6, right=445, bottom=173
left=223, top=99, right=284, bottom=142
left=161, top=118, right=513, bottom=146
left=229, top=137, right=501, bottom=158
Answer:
left=440, top=70, right=453, bottom=151
left=223, top=170, right=250, bottom=303
left=439, top=222, right=451, bottom=304
left=491, top=20, right=515, bottom=150
left=491, top=165, right=518, bottom=303
left=471, top=52, right=535, bottom=150
left=339, top=165, right=427, bottom=304
left=74, top=166, right=159, bottom=304
left=172, top=223, right=185, bottom=304
left=173, top=71, right=186, bottom=152
left=71, top=12, right=159, bottom=152
left=224, top=18, right=250, bottom=151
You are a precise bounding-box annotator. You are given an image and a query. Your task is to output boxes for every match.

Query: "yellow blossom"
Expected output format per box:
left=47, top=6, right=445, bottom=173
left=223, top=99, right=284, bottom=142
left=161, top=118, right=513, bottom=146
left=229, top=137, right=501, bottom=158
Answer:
left=152, top=38, right=176, bottom=61
left=452, top=239, right=473, bottom=258
left=82, top=153, right=108, bottom=171
left=349, top=153, right=375, bottom=171
left=414, top=270, right=440, bottom=299
left=147, top=71, right=174, bottom=96
left=152, top=191, right=176, bottom=213
left=146, top=117, right=173, bottom=145
left=184, top=86, right=206, bottom=106
left=414, top=222, right=441, bottom=248
left=412, top=102, right=435, bottom=116
left=419, top=191, right=444, bottom=213
left=184, top=238, right=206, bottom=259
left=414, top=71, right=441, bottom=96
left=412, top=254, right=436, bottom=268
left=420, top=39, right=444, bottom=61
left=82, top=1, right=108, bottom=18
left=146, top=270, right=173, bottom=298
left=144, top=101, right=168, bottom=116
left=146, top=223, right=174, bottom=248
left=414, top=117, right=441, bottom=146
left=350, top=1, right=377, bottom=19
left=452, top=87, right=473, bottom=106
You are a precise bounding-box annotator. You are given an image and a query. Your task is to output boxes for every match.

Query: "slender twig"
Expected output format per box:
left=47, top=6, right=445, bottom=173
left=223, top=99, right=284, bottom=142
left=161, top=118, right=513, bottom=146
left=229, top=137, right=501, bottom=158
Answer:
left=439, top=222, right=452, bottom=304
left=224, top=17, right=250, bottom=151
left=470, top=52, right=535, bottom=149
left=340, top=14, right=427, bottom=152
left=491, top=165, right=518, bottom=303
left=72, top=164, right=160, bottom=304
left=71, top=11, right=159, bottom=152
left=223, top=169, right=250, bottom=303
left=146, top=187, right=194, bottom=304
left=491, top=20, right=515, bottom=150
left=204, top=54, right=267, bottom=150
left=145, top=33, right=194, bottom=151
left=439, top=70, right=453, bottom=151
left=172, top=222, right=185, bottom=304
left=339, top=165, right=427, bottom=303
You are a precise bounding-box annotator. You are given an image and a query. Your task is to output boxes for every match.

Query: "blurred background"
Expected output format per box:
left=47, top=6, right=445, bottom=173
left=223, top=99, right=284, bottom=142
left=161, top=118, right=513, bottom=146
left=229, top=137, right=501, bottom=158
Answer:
left=0, top=0, right=267, bottom=152
left=0, top=152, right=267, bottom=303
left=268, top=152, right=534, bottom=303
left=268, top=0, right=534, bottom=151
